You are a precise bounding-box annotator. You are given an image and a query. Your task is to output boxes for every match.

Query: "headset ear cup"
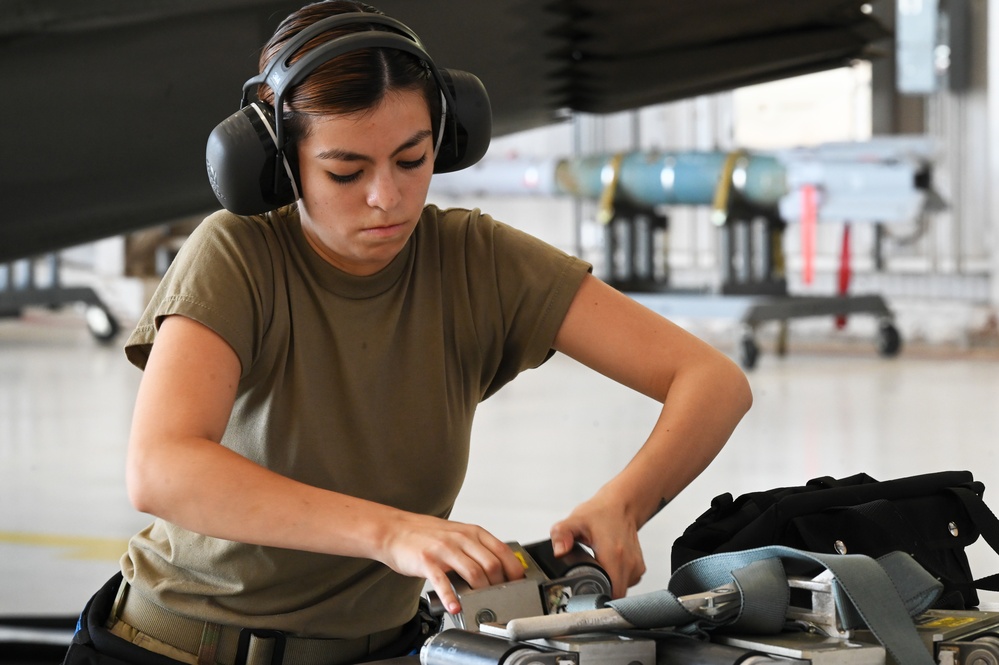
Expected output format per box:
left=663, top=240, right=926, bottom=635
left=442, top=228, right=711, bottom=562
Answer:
left=206, top=102, right=298, bottom=215
left=433, top=69, right=491, bottom=173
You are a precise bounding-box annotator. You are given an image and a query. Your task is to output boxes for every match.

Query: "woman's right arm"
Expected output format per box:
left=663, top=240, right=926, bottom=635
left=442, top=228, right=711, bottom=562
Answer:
left=126, top=314, right=523, bottom=612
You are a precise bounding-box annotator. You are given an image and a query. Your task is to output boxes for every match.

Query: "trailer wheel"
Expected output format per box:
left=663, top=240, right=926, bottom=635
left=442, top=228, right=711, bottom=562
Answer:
left=739, top=333, right=760, bottom=370
left=85, top=305, right=119, bottom=344
left=877, top=321, right=902, bottom=357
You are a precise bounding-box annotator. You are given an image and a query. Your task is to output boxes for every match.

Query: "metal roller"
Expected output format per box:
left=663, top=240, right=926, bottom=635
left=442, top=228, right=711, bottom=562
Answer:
left=419, top=630, right=554, bottom=665
left=656, top=636, right=783, bottom=665
left=521, top=540, right=612, bottom=613
left=959, top=635, right=999, bottom=665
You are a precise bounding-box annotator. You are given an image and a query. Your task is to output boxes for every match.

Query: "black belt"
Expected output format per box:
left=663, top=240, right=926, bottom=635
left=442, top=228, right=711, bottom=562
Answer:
left=113, top=582, right=406, bottom=665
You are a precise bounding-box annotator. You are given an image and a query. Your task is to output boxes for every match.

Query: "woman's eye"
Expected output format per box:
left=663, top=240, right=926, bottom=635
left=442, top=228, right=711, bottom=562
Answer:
left=399, top=155, right=427, bottom=171
left=328, top=171, right=361, bottom=185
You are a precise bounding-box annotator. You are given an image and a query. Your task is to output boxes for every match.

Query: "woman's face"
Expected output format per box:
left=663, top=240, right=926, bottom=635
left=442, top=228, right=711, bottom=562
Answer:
left=295, top=88, right=435, bottom=276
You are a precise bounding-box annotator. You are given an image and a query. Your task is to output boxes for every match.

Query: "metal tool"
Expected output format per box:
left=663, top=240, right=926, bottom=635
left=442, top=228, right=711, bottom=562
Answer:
left=423, top=541, right=613, bottom=633
left=480, top=584, right=741, bottom=641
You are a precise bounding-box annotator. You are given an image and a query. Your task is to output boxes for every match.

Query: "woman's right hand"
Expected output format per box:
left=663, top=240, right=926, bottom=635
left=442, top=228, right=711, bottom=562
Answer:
left=376, top=514, right=526, bottom=615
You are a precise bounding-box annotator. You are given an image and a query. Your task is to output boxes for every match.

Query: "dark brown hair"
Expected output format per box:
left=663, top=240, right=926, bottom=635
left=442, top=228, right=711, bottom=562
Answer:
left=257, top=1, right=441, bottom=144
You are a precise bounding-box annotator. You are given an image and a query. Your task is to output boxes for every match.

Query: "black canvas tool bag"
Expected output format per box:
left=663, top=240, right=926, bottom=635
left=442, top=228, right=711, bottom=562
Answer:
left=670, top=470, right=999, bottom=609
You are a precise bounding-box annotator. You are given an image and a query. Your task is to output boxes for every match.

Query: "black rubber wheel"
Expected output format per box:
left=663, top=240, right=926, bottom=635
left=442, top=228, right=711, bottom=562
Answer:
left=877, top=321, right=902, bottom=357
left=85, top=305, right=120, bottom=344
left=739, top=334, right=759, bottom=370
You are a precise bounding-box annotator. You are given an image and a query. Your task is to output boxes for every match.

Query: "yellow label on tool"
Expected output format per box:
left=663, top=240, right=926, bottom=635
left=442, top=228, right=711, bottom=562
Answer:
left=514, top=551, right=529, bottom=569
left=918, top=616, right=979, bottom=629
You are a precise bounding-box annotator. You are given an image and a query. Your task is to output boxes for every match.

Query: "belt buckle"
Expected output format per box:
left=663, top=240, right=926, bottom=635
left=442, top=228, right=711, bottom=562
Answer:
left=235, top=628, right=286, bottom=665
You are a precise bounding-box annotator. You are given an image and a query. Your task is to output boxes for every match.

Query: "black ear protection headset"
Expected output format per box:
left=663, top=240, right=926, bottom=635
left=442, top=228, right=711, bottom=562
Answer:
left=205, top=12, right=491, bottom=216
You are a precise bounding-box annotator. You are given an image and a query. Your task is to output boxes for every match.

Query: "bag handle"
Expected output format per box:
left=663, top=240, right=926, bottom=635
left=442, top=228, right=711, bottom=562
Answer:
left=949, top=485, right=999, bottom=592
left=774, top=471, right=976, bottom=523
left=805, top=473, right=877, bottom=489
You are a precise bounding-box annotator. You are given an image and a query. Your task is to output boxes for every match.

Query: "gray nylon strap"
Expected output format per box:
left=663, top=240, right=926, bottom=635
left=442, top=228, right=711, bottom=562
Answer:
left=877, top=550, right=949, bottom=616
left=726, top=557, right=787, bottom=634
left=606, top=589, right=692, bottom=629
left=601, top=546, right=941, bottom=665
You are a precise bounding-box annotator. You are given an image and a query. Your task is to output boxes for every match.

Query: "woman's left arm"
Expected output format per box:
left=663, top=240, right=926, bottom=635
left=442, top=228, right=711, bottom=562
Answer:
left=549, top=274, right=753, bottom=598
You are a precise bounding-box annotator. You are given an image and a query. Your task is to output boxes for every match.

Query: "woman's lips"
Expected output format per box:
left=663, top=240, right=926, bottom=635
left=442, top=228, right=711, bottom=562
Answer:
left=361, top=223, right=405, bottom=238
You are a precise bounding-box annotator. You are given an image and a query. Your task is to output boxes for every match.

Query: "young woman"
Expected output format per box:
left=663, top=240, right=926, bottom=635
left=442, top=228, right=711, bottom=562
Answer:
left=71, top=2, right=752, bottom=664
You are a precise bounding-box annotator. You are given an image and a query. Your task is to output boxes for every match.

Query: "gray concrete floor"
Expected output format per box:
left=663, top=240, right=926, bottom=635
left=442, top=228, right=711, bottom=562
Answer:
left=3, top=306, right=999, bottom=618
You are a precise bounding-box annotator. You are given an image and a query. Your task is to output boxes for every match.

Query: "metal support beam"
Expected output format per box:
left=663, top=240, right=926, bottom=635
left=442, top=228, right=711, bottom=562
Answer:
left=988, top=0, right=999, bottom=306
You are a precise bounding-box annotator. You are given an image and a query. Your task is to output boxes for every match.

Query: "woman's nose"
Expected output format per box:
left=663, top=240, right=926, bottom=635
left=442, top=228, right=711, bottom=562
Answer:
left=366, top=170, right=402, bottom=210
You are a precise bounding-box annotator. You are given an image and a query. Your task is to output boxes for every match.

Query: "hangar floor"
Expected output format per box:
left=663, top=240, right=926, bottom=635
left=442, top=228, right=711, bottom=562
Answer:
left=3, top=307, right=999, bottom=621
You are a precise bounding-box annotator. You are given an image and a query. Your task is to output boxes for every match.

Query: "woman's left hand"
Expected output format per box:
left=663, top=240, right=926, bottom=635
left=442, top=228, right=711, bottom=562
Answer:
left=549, top=495, right=646, bottom=599
left=547, top=274, right=752, bottom=600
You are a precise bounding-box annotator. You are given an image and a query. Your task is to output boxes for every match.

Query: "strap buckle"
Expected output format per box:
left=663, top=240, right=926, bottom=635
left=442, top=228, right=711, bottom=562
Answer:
left=235, top=628, right=286, bottom=665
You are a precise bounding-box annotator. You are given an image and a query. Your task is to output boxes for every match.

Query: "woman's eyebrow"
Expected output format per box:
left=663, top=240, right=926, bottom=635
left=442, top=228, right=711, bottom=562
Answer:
left=316, top=129, right=433, bottom=162
left=394, top=129, right=433, bottom=156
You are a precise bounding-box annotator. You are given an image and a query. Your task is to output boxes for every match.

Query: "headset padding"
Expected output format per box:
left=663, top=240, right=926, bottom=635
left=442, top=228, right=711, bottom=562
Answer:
left=206, top=103, right=298, bottom=216
left=434, top=69, right=492, bottom=174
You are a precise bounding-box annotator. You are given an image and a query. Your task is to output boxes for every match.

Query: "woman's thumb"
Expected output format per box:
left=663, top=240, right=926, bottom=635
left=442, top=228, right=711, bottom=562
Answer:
left=549, top=524, right=576, bottom=557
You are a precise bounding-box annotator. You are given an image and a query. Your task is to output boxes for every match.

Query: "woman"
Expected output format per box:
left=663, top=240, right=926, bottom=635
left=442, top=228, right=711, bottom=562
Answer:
left=73, top=2, right=752, bottom=664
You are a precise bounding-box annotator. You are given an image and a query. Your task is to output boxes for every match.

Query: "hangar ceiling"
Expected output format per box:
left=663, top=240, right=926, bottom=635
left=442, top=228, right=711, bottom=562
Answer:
left=0, top=0, right=888, bottom=260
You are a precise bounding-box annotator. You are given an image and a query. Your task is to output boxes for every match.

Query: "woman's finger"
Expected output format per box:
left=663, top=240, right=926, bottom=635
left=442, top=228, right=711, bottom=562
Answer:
left=426, top=568, right=461, bottom=614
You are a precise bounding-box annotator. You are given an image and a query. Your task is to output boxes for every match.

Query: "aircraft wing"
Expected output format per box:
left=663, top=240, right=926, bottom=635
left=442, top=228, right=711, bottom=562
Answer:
left=0, top=0, right=887, bottom=262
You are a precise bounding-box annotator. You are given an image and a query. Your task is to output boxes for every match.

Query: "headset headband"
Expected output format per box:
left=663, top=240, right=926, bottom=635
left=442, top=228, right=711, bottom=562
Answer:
left=245, top=13, right=426, bottom=98
left=241, top=13, right=454, bottom=159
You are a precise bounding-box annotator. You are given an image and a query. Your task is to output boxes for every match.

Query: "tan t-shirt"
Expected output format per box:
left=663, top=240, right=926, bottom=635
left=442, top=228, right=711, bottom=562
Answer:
left=120, top=204, right=591, bottom=638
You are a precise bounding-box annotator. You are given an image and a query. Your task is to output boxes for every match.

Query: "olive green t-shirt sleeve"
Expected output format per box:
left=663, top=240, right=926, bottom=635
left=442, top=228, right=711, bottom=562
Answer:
left=124, top=210, right=275, bottom=375
left=456, top=209, right=591, bottom=399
